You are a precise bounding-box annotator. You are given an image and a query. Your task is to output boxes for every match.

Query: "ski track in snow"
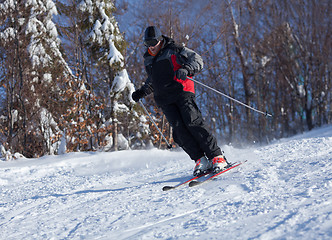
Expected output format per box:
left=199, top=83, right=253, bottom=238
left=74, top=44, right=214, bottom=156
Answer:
left=0, top=126, right=331, bottom=239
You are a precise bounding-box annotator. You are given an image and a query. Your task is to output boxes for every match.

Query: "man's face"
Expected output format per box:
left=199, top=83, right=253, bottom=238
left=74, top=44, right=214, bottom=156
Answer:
left=148, top=41, right=162, bottom=55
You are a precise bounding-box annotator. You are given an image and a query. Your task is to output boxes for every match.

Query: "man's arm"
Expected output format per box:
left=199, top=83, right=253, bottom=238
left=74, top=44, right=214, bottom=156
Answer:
left=178, top=47, right=204, bottom=76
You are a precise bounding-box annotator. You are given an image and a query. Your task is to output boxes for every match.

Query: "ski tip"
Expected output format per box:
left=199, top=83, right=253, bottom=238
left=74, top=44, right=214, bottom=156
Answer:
left=162, top=186, right=175, bottom=191
left=189, top=180, right=201, bottom=187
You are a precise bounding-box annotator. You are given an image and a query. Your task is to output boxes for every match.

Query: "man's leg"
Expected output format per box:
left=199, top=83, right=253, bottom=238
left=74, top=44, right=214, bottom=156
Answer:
left=161, top=103, right=205, bottom=160
left=176, top=96, right=222, bottom=160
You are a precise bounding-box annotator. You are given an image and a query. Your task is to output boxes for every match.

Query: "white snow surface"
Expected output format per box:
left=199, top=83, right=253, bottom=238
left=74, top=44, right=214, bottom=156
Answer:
left=1, top=126, right=331, bottom=239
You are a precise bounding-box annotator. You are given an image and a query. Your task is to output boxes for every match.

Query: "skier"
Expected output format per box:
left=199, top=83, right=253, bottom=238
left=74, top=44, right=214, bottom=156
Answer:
left=132, top=26, right=228, bottom=176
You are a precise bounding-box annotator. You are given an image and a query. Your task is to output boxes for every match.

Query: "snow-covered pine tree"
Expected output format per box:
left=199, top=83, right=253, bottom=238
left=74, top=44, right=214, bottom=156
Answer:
left=77, top=0, right=135, bottom=151
left=56, top=0, right=135, bottom=152
left=0, top=0, right=71, bottom=157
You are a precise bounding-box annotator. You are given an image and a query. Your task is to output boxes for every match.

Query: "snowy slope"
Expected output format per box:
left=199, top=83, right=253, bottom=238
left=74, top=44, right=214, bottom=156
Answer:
left=0, top=126, right=331, bottom=240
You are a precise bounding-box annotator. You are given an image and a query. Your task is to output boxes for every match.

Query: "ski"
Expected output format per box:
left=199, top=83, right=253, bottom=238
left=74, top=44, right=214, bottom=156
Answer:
left=189, top=160, right=247, bottom=187
left=162, top=171, right=211, bottom=191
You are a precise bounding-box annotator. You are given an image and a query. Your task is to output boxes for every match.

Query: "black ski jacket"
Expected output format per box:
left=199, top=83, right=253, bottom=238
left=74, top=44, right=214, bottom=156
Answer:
left=139, top=36, right=203, bottom=106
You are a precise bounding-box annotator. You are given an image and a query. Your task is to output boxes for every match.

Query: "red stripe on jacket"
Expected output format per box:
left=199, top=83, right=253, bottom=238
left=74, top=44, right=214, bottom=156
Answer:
left=171, top=55, right=195, bottom=94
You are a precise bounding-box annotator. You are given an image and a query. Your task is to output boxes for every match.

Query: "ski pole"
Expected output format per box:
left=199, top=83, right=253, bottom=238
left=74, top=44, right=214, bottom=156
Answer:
left=139, top=100, right=172, bottom=149
left=188, top=77, right=273, bottom=117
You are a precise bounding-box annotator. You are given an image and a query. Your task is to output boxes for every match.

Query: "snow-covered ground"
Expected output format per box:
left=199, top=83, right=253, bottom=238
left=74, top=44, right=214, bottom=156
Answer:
left=1, top=126, right=331, bottom=240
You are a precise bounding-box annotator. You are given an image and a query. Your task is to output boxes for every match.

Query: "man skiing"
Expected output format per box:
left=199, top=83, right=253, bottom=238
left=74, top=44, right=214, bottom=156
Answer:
left=132, top=26, right=228, bottom=176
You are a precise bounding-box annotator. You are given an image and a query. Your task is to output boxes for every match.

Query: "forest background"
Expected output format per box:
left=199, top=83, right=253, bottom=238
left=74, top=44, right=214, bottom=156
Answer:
left=0, top=0, right=331, bottom=159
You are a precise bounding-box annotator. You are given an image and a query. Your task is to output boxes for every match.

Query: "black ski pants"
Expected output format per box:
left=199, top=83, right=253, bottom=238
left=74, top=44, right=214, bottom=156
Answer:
left=160, top=95, right=222, bottom=161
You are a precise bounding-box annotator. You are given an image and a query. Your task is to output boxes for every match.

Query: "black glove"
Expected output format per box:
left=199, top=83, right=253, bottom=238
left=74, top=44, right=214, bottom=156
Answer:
left=132, top=89, right=145, bottom=102
left=175, top=68, right=188, bottom=80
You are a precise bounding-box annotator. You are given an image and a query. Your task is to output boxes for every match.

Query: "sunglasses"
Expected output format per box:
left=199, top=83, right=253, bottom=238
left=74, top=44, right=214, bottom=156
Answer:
left=144, top=39, right=159, bottom=47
